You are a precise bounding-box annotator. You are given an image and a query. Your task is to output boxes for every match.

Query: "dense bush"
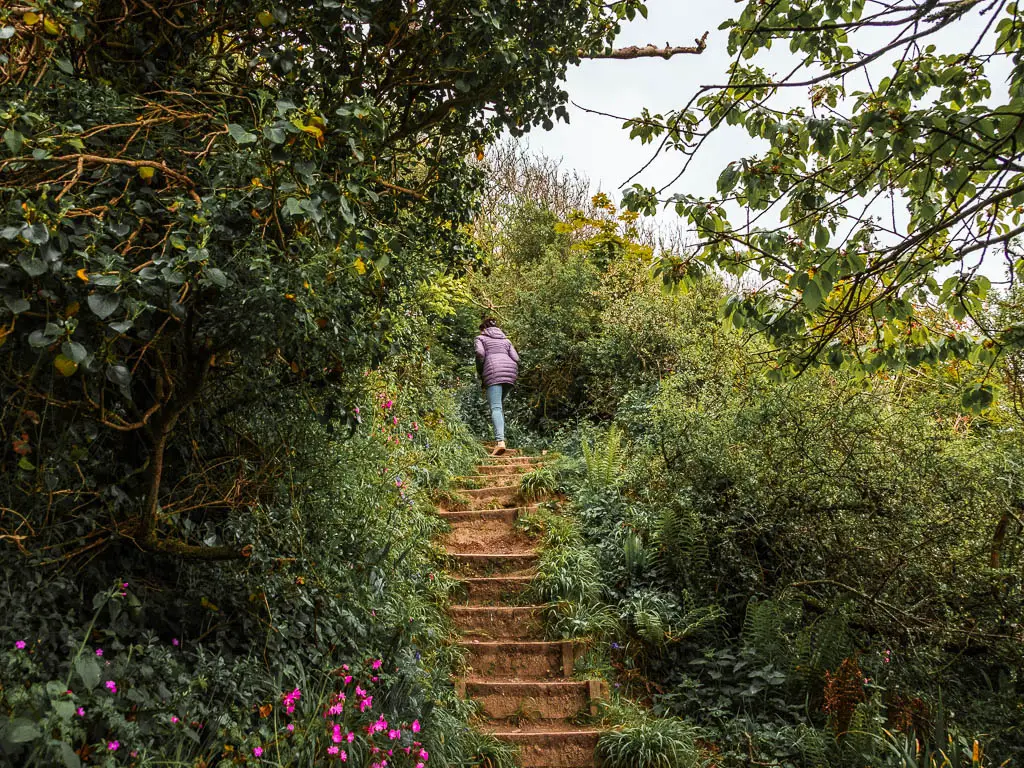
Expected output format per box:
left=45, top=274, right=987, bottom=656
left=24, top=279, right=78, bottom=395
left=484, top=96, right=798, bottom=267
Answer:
left=471, top=175, right=1024, bottom=766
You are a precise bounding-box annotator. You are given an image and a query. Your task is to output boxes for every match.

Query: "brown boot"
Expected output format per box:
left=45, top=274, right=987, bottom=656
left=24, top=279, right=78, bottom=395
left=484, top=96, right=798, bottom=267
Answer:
left=490, top=440, right=506, bottom=456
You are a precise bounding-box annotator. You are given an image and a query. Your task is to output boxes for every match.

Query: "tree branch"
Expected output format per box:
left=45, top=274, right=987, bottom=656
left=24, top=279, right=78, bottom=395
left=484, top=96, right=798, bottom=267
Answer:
left=583, top=32, right=708, bottom=60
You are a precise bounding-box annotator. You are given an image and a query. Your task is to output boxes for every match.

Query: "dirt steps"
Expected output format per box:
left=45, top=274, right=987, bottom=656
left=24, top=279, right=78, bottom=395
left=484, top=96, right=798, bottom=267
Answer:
left=449, top=551, right=539, bottom=576
left=491, top=729, right=602, bottom=768
left=451, top=606, right=544, bottom=640
left=437, top=448, right=603, bottom=768
left=464, top=680, right=592, bottom=721
left=460, top=640, right=575, bottom=680
left=455, top=575, right=534, bottom=605
left=438, top=507, right=536, bottom=525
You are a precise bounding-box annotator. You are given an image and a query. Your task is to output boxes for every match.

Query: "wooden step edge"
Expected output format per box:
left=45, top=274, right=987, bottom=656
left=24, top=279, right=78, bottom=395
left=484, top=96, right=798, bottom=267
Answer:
left=450, top=604, right=543, bottom=614
left=439, top=505, right=539, bottom=518
left=488, top=728, right=603, bottom=738
left=449, top=552, right=539, bottom=560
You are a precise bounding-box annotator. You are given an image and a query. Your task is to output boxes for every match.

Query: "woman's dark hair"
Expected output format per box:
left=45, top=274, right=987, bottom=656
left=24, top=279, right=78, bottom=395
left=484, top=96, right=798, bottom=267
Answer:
left=479, top=317, right=498, bottom=331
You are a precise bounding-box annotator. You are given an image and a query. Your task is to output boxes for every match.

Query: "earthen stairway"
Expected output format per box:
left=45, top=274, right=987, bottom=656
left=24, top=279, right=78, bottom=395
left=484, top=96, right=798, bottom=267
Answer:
left=439, top=449, right=605, bottom=768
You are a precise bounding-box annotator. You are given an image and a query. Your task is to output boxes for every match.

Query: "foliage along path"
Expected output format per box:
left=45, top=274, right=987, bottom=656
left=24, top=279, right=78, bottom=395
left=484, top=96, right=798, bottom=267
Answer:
left=440, top=449, right=606, bottom=768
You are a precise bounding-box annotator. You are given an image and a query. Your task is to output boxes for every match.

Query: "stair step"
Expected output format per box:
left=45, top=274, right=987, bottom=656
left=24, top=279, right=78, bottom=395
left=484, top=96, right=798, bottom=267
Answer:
left=442, top=528, right=535, bottom=556
left=451, top=605, right=544, bottom=640
left=458, top=473, right=523, bottom=488
left=439, top=508, right=533, bottom=524
left=484, top=455, right=540, bottom=466
left=482, top=446, right=522, bottom=455
left=463, top=680, right=592, bottom=721
left=462, top=486, right=522, bottom=503
left=478, top=463, right=533, bottom=476
left=461, top=640, right=576, bottom=680
left=455, top=575, right=534, bottom=605
left=449, top=552, right=539, bottom=577
left=488, top=729, right=601, bottom=768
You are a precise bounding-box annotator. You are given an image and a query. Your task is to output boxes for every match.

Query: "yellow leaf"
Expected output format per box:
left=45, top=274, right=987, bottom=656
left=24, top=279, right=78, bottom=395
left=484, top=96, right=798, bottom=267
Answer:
left=76, top=268, right=89, bottom=282
left=138, top=166, right=155, bottom=181
left=291, top=118, right=324, bottom=144
left=65, top=301, right=79, bottom=317
left=200, top=596, right=219, bottom=612
left=54, top=354, right=78, bottom=377
left=23, top=12, right=40, bottom=25
left=43, top=18, right=59, bottom=35
left=257, top=10, right=274, bottom=27
left=354, top=257, right=366, bottom=275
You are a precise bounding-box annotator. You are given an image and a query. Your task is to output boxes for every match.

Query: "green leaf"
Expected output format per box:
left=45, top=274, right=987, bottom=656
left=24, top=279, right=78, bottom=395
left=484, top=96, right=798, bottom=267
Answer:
left=87, top=294, right=120, bottom=319
left=227, top=123, right=258, bottom=145
left=18, top=457, right=35, bottom=471
left=5, top=718, right=41, bottom=743
left=61, top=341, right=88, bottom=364
left=4, top=296, right=29, bottom=314
left=58, top=742, right=81, bottom=768
left=23, top=223, right=49, bottom=244
left=3, top=129, right=23, bottom=155
left=206, top=267, right=228, bottom=287
left=263, top=126, right=286, bottom=144
left=814, top=225, right=829, bottom=248
left=18, top=255, right=47, bottom=277
left=802, top=278, right=823, bottom=312
left=74, top=655, right=101, bottom=690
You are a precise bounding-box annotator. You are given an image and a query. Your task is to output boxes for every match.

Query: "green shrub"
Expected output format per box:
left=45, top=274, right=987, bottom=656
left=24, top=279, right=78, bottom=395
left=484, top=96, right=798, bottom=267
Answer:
left=596, top=716, right=701, bottom=768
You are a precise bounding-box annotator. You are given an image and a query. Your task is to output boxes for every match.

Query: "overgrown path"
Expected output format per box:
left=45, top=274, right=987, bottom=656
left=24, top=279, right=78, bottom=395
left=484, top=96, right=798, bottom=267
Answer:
left=439, top=449, right=606, bottom=768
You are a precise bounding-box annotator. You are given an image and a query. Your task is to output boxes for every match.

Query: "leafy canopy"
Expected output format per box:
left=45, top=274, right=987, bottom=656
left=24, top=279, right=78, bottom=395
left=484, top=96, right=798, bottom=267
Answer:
left=623, top=0, right=1024, bottom=408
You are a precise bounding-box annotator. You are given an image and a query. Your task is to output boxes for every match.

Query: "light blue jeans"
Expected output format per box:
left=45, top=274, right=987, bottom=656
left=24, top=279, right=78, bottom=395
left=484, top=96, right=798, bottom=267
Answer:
left=486, top=384, right=509, bottom=442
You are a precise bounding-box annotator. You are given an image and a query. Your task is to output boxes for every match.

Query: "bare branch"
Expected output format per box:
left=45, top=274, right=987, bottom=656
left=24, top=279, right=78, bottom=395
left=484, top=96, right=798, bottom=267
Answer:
left=583, top=32, right=708, bottom=60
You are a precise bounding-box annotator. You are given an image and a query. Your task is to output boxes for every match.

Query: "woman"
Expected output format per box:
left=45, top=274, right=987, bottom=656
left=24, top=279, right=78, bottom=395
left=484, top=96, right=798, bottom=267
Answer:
left=474, top=318, right=519, bottom=455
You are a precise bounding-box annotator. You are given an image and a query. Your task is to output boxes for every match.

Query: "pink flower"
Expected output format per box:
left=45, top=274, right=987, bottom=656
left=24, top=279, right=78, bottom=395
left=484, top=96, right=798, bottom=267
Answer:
left=172, top=638, right=179, bottom=646
left=107, top=741, right=119, bottom=752
left=105, top=681, right=117, bottom=693
left=253, top=746, right=263, bottom=757
left=353, top=407, right=360, bottom=414
left=340, top=751, right=348, bottom=762
left=383, top=400, right=393, bottom=409
left=76, top=708, right=85, bottom=717
left=347, top=732, right=355, bottom=742
left=122, top=582, right=129, bottom=589
left=419, top=749, right=429, bottom=760
left=344, top=675, right=353, bottom=684
left=412, top=422, right=419, bottom=431
left=286, top=724, right=295, bottom=732
left=412, top=720, right=421, bottom=733
left=171, top=715, right=179, bottom=723
left=407, top=434, right=413, bottom=440
left=388, top=729, right=401, bottom=740
left=95, top=649, right=103, bottom=657
left=327, top=746, right=340, bottom=756
left=14, top=640, right=25, bottom=650
left=392, top=416, right=399, bottom=424
left=333, top=724, right=343, bottom=743
left=371, top=659, right=383, bottom=670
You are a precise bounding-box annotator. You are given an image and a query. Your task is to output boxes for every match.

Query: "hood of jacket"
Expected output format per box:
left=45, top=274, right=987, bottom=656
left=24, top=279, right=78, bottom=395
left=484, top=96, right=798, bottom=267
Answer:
left=481, top=327, right=507, bottom=340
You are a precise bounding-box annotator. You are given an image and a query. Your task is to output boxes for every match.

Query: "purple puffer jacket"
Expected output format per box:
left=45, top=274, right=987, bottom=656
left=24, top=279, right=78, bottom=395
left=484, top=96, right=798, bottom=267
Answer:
left=475, top=327, right=520, bottom=386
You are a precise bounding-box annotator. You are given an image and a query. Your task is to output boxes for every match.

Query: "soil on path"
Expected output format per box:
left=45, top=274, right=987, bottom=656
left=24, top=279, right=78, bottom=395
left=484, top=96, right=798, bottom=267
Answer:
left=439, top=449, right=605, bottom=768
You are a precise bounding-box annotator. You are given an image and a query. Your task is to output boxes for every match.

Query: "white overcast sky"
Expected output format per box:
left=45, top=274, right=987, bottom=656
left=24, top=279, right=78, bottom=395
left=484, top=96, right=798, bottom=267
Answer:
left=524, top=0, right=1014, bottom=281
left=526, top=2, right=745, bottom=200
